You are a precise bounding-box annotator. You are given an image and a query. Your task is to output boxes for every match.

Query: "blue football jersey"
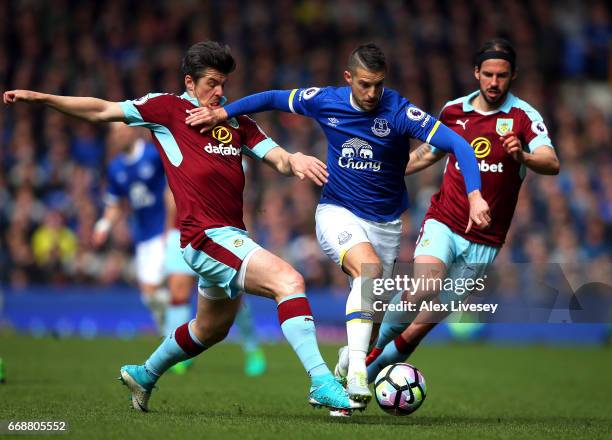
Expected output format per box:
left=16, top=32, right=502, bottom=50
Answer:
left=105, top=140, right=166, bottom=243
left=287, top=86, right=442, bottom=221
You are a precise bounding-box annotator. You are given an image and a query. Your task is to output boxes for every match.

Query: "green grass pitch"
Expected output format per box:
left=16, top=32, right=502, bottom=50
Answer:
left=0, top=335, right=611, bottom=439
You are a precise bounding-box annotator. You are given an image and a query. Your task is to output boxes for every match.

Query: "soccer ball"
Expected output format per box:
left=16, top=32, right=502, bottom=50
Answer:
left=374, top=363, right=426, bottom=415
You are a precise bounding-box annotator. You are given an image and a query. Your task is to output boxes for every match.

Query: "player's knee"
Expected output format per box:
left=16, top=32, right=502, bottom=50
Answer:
left=274, top=267, right=306, bottom=299
left=359, top=260, right=383, bottom=279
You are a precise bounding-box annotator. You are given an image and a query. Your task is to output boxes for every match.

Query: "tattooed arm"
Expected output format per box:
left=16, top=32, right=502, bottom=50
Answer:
left=405, top=144, right=446, bottom=175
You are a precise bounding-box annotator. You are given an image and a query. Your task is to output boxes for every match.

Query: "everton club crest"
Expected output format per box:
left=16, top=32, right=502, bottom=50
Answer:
left=371, top=118, right=390, bottom=137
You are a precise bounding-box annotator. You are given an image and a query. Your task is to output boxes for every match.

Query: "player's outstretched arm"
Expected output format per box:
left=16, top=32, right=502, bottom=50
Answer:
left=186, top=90, right=294, bottom=132
left=262, top=147, right=328, bottom=186
left=405, top=144, right=446, bottom=176
left=3, top=90, right=125, bottom=123
left=501, top=132, right=560, bottom=175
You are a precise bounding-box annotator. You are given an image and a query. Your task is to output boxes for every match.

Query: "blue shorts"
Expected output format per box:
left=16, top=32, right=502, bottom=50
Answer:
left=414, top=219, right=499, bottom=299
left=165, top=229, right=196, bottom=276
left=182, top=226, right=261, bottom=300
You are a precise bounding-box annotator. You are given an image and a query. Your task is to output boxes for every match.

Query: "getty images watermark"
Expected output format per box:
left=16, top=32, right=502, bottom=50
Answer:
left=372, top=274, right=498, bottom=314
left=360, top=262, right=612, bottom=324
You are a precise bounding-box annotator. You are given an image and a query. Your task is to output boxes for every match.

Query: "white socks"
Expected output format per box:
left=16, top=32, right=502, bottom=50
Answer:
left=345, top=276, right=374, bottom=378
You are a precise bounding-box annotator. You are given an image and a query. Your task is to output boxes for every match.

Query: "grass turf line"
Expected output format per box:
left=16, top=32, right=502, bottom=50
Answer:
left=0, top=335, right=610, bottom=439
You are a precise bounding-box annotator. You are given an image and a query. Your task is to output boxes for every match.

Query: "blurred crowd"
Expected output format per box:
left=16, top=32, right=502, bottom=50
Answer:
left=0, top=0, right=610, bottom=290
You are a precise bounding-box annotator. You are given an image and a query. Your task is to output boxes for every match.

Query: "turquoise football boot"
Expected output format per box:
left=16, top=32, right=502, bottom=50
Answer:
left=119, top=365, right=157, bottom=412
left=308, top=373, right=360, bottom=411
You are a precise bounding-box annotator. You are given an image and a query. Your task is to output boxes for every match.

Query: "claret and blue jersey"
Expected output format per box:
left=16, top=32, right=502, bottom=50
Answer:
left=105, top=140, right=166, bottom=243
left=426, top=90, right=555, bottom=247
left=119, top=92, right=278, bottom=248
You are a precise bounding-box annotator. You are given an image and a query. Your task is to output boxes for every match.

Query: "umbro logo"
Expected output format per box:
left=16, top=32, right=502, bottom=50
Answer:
left=327, top=117, right=340, bottom=127
left=456, top=119, right=469, bottom=130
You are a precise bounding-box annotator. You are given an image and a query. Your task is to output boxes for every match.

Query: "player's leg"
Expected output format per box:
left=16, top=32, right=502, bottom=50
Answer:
left=120, top=225, right=350, bottom=411
left=366, top=234, right=500, bottom=383
left=327, top=243, right=382, bottom=417
left=371, top=219, right=455, bottom=358
left=172, top=232, right=264, bottom=375
left=332, top=216, right=401, bottom=382
left=120, top=289, right=241, bottom=411
left=120, top=225, right=247, bottom=411
left=234, top=298, right=266, bottom=376
left=242, top=248, right=353, bottom=410
left=340, top=243, right=382, bottom=402
left=365, top=253, right=492, bottom=383
left=177, top=226, right=351, bottom=410
left=165, top=273, right=196, bottom=374
left=163, top=228, right=196, bottom=337
left=359, top=217, right=402, bottom=363
left=135, top=236, right=169, bottom=335
left=165, top=273, right=194, bottom=335
left=315, top=204, right=380, bottom=403
left=163, top=228, right=197, bottom=374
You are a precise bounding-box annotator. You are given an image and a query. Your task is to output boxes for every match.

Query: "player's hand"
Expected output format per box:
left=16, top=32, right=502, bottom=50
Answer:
left=92, top=218, right=111, bottom=248
left=3, top=90, right=41, bottom=104
left=185, top=107, right=227, bottom=133
left=466, top=190, right=491, bottom=233
left=500, top=131, right=524, bottom=163
left=288, top=152, right=329, bottom=186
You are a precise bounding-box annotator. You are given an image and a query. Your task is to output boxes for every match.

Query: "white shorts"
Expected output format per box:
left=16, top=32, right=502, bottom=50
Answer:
left=135, top=234, right=165, bottom=286
left=315, top=203, right=401, bottom=279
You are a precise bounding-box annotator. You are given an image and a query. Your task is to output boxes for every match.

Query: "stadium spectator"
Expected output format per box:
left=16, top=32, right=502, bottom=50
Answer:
left=30, top=210, right=78, bottom=283
left=0, top=0, right=609, bottom=290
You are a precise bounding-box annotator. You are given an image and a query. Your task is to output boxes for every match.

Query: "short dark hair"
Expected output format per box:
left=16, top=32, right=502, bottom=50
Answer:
left=347, top=43, right=387, bottom=73
left=475, top=38, right=517, bottom=72
left=181, top=41, right=236, bottom=79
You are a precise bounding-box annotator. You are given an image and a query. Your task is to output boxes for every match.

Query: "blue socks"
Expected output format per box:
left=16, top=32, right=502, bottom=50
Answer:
left=376, top=322, right=407, bottom=349
left=277, top=293, right=330, bottom=379
left=144, top=320, right=206, bottom=379
left=375, top=291, right=409, bottom=349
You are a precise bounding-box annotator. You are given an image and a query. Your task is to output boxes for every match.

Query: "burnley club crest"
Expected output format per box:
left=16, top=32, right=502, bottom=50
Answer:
left=496, top=118, right=514, bottom=136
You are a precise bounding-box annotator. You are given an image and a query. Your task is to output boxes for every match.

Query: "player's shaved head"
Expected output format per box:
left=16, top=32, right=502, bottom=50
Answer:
left=181, top=41, right=236, bottom=79
left=347, top=43, right=387, bottom=74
